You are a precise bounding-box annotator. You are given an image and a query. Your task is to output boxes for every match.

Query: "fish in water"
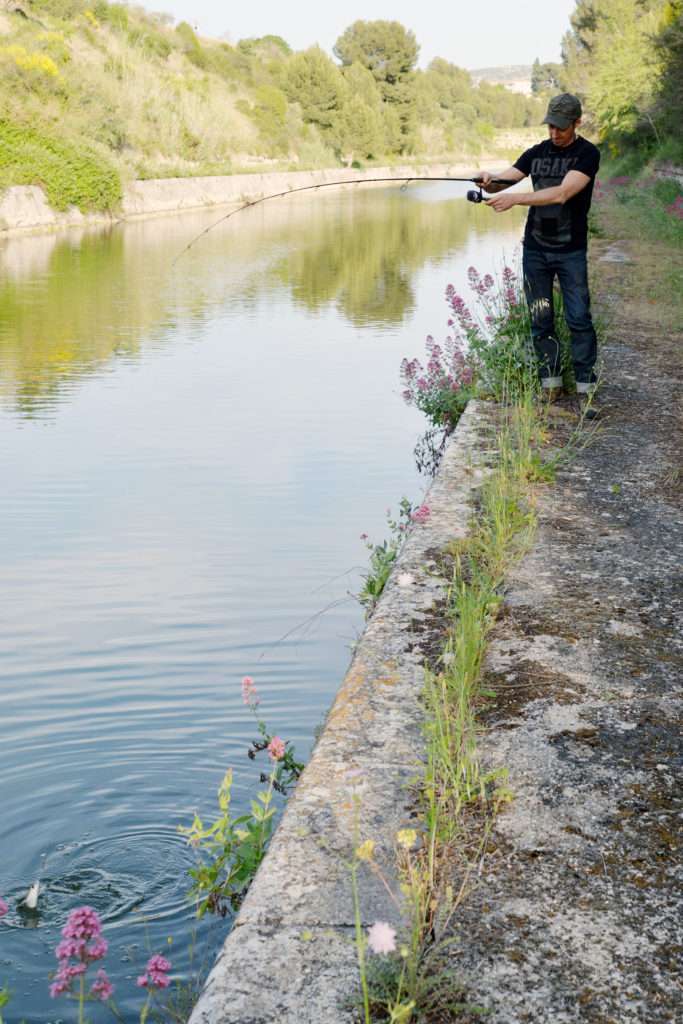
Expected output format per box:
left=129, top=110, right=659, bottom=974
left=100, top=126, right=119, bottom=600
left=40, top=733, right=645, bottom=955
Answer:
left=24, top=881, right=40, bottom=909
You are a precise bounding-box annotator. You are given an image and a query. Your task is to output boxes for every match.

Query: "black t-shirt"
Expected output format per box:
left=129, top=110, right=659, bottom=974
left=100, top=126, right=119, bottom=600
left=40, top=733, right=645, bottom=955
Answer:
left=513, top=136, right=600, bottom=252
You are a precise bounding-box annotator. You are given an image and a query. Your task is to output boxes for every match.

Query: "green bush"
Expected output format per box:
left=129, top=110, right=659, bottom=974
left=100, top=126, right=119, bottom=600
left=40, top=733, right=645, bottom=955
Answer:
left=126, top=26, right=172, bottom=60
left=0, top=119, right=122, bottom=211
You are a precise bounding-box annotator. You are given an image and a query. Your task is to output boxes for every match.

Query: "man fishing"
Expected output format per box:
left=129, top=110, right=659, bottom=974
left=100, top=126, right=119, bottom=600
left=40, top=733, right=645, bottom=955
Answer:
left=474, top=93, right=601, bottom=416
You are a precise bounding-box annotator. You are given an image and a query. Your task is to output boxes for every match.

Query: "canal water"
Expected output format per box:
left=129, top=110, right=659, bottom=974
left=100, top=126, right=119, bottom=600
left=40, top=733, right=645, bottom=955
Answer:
left=0, top=184, right=525, bottom=1021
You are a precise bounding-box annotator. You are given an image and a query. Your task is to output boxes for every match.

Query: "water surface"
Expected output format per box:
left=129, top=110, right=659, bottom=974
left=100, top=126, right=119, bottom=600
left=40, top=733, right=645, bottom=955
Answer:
left=0, top=184, right=525, bottom=1020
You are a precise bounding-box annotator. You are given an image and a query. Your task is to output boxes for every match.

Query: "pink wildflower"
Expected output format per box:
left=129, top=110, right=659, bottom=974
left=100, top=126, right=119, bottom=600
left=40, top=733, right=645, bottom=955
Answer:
left=367, top=921, right=397, bottom=955
left=49, top=905, right=109, bottom=1000
left=137, top=954, right=172, bottom=990
left=62, top=906, right=102, bottom=941
left=267, top=736, right=286, bottom=761
left=0, top=897, right=8, bottom=917
left=411, top=504, right=431, bottom=523
left=55, top=937, right=87, bottom=960
left=360, top=532, right=368, bottom=541
left=90, top=968, right=114, bottom=1002
left=241, top=675, right=259, bottom=708
left=49, top=961, right=87, bottom=999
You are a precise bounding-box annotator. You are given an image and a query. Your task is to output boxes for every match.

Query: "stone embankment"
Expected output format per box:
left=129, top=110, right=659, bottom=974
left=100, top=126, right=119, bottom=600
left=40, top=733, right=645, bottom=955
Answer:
left=0, top=163, right=467, bottom=237
left=188, top=402, right=496, bottom=1024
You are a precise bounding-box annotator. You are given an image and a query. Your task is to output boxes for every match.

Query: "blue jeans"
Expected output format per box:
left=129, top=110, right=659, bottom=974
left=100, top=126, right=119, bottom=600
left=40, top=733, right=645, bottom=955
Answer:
left=522, top=246, right=598, bottom=392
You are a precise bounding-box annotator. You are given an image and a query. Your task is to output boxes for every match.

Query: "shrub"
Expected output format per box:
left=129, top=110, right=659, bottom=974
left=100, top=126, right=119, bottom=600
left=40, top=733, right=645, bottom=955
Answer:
left=0, top=119, right=122, bottom=211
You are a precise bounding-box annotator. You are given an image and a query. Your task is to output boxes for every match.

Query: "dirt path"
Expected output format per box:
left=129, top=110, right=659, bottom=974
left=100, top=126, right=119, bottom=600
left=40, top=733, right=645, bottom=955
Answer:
left=449, top=239, right=683, bottom=1023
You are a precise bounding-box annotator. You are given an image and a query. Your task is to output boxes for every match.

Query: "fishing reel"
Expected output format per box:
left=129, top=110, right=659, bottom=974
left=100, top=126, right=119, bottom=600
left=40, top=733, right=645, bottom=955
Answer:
left=466, top=187, right=488, bottom=204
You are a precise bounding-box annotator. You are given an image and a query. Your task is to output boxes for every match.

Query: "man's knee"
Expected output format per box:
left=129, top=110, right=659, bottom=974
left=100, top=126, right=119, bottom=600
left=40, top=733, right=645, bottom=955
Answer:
left=564, top=307, right=594, bottom=334
left=528, top=294, right=554, bottom=331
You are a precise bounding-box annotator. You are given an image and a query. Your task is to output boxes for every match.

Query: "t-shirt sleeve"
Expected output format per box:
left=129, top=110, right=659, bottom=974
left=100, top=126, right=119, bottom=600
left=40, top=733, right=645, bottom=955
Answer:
left=513, top=147, right=534, bottom=177
left=574, top=145, right=600, bottom=179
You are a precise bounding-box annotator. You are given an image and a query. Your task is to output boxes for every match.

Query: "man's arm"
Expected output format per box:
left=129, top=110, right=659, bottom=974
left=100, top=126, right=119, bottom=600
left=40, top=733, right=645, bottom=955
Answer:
left=472, top=166, right=525, bottom=193
left=486, top=169, right=592, bottom=212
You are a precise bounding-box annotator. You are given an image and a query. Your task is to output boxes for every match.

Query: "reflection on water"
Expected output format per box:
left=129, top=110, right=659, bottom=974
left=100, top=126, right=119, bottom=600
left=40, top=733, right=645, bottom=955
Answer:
left=0, top=186, right=525, bottom=1021
left=0, top=186, right=517, bottom=415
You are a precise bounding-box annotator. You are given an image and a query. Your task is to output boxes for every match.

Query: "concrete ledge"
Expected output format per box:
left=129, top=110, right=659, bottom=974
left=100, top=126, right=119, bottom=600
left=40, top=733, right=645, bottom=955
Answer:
left=0, top=163, right=469, bottom=237
left=188, top=400, right=495, bottom=1024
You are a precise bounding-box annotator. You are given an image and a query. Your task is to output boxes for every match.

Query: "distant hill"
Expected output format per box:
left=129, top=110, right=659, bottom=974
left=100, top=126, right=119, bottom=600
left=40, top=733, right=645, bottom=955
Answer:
left=470, top=65, right=533, bottom=96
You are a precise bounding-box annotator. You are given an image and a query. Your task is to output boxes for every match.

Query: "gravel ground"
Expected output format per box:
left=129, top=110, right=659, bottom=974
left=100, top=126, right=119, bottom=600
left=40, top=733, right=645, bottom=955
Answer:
left=447, top=239, right=683, bottom=1024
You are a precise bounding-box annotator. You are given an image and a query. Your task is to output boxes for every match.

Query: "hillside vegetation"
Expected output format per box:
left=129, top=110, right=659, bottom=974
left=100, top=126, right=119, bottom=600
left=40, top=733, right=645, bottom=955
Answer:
left=0, top=2, right=543, bottom=211
left=535, top=0, right=682, bottom=170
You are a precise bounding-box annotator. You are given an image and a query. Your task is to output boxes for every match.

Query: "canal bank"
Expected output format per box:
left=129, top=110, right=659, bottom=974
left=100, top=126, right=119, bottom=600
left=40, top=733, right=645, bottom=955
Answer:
left=0, top=163, right=469, bottom=237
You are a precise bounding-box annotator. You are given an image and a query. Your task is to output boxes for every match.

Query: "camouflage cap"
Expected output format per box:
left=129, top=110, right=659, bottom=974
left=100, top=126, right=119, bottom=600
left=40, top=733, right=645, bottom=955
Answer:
left=542, top=93, right=582, bottom=130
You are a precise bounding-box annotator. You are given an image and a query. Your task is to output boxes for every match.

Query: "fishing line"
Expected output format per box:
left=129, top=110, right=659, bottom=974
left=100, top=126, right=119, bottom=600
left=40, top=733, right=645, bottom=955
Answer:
left=172, top=175, right=516, bottom=264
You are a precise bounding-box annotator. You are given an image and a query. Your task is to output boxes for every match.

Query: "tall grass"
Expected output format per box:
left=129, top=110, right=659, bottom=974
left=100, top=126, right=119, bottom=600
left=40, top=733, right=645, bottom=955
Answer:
left=356, top=378, right=577, bottom=1021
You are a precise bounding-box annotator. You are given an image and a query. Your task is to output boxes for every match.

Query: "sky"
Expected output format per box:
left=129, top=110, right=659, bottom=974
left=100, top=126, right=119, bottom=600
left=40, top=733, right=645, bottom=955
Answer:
left=138, top=0, right=578, bottom=69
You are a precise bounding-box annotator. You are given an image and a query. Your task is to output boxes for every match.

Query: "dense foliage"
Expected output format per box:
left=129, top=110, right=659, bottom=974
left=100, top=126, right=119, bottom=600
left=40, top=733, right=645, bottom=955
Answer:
left=0, top=119, right=121, bottom=210
left=561, top=0, right=682, bottom=164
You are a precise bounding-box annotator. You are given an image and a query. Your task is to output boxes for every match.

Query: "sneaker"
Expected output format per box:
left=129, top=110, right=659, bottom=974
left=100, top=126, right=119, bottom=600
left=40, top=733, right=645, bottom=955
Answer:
left=574, top=393, right=600, bottom=420
left=542, top=386, right=563, bottom=403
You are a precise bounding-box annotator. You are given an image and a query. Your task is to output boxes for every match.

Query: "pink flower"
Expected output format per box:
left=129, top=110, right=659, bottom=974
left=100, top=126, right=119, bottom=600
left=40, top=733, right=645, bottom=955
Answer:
left=55, top=937, right=86, bottom=960
left=137, top=953, right=172, bottom=990
left=0, top=897, right=8, bottom=917
left=49, top=961, right=87, bottom=999
left=367, top=921, right=397, bottom=954
left=62, top=906, right=102, bottom=941
left=50, top=906, right=109, bottom=1000
left=86, top=936, right=108, bottom=962
left=241, top=675, right=259, bottom=708
left=411, top=504, right=431, bottom=523
left=90, top=968, right=114, bottom=1002
left=267, top=736, right=286, bottom=761
left=360, top=532, right=368, bottom=541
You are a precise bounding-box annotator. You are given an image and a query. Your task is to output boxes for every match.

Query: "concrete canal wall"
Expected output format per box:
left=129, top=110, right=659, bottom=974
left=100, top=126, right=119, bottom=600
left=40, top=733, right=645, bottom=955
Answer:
left=187, top=400, right=494, bottom=1024
left=0, top=163, right=468, bottom=237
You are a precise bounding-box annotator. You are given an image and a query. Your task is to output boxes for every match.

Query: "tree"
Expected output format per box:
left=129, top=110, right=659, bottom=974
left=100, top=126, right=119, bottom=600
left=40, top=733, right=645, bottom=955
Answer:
left=651, top=1, right=683, bottom=141
left=333, top=19, right=419, bottom=91
left=341, top=61, right=383, bottom=112
left=337, top=94, right=384, bottom=162
left=531, top=57, right=562, bottom=94
left=283, top=46, right=345, bottom=131
left=334, top=20, right=419, bottom=153
left=562, top=0, right=667, bottom=142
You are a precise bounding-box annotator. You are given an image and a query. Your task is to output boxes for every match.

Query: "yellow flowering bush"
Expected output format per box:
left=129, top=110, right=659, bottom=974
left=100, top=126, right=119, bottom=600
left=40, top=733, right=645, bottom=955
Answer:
left=1, top=44, right=61, bottom=79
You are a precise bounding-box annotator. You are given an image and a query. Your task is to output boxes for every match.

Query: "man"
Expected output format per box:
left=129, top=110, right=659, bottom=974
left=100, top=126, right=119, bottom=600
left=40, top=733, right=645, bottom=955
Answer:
left=474, top=93, right=601, bottom=414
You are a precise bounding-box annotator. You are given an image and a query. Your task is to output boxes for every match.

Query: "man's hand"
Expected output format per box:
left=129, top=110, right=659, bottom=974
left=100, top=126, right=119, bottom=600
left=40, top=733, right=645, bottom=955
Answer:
left=473, top=166, right=524, bottom=195
left=485, top=192, right=518, bottom=212
left=475, top=170, right=494, bottom=188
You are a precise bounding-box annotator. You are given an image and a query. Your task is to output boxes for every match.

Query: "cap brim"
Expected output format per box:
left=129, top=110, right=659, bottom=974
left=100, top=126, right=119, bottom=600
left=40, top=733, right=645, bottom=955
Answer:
left=542, top=114, right=572, bottom=129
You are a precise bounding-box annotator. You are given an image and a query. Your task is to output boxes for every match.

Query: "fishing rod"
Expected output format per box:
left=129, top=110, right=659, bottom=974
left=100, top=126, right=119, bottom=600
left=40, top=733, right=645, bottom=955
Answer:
left=172, top=175, right=516, bottom=264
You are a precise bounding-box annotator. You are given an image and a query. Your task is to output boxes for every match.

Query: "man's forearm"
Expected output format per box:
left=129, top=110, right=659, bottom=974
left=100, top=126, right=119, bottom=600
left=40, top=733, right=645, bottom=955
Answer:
left=510, top=185, right=566, bottom=207
left=482, top=178, right=509, bottom=194
left=472, top=170, right=514, bottom=194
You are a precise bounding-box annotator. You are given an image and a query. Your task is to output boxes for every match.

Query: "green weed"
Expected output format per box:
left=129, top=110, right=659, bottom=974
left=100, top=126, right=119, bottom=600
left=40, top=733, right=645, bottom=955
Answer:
left=0, top=118, right=121, bottom=211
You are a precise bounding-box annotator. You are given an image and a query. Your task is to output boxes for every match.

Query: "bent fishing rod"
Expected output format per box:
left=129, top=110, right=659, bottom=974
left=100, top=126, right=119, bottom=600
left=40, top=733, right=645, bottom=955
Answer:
left=172, top=174, right=516, bottom=264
